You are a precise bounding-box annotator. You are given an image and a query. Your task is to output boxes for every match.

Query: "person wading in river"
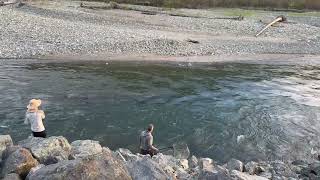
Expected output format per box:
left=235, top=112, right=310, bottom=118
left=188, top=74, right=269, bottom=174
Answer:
left=24, top=99, right=47, bottom=138
left=139, top=124, right=159, bottom=157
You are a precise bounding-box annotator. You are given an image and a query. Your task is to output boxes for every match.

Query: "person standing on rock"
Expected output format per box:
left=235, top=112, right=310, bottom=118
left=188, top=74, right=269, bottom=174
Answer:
left=24, top=99, right=47, bottom=138
left=139, top=124, right=159, bottom=157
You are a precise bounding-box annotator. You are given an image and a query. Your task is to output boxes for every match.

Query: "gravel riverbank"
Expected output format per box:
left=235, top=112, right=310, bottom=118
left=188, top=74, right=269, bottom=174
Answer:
left=0, top=1, right=319, bottom=60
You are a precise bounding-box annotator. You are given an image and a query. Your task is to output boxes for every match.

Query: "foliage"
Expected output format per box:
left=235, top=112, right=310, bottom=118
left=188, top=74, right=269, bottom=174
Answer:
left=103, top=0, right=320, bottom=10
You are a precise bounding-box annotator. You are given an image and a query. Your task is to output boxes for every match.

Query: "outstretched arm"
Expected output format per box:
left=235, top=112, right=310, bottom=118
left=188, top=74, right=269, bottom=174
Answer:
left=24, top=113, right=29, bottom=124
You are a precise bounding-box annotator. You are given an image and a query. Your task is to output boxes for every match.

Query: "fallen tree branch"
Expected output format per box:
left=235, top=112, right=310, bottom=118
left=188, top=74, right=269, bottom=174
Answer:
left=255, top=15, right=287, bottom=37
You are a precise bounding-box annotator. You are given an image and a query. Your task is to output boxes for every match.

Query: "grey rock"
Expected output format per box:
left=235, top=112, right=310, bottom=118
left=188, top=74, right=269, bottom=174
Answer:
left=231, top=170, right=269, bottom=180
left=245, top=161, right=264, bottom=175
left=271, top=160, right=298, bottom=178
left=199, top=158, right=215, bottom=172
left=18, top=136, right=71, bottom=165
left=1, top=147, right=39, bottom=179
left=117, top=148, right=139, bottom=162
left=152, top=153, right=179, bottom=170
left=27, top=149, right=131, bottom=180
left=127, top=156, right=170, bottom=180
left=291, top=160, right=308, bottom=166
left=0, top=135, right=13, bottom=158
left=227, top=158, right=244, bottom=172
left=176, top=167, right=191, bottom=179
left=2, top=173, right=21, bottom=180
left=199, top=167, right=231, bottom=180
left=26, top=164, right=45, bottom=180
left=199, top=158, right=231, bottom=180
left=179, top=159, right=189, bottom=170
left=189, top=155, right=198, bottom=168
left=70, top=140, right=102, bottom=159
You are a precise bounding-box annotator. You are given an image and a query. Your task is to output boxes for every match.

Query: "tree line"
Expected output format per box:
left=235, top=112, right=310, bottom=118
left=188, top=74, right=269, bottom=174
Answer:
left=105, top=0, right=320, bottom=10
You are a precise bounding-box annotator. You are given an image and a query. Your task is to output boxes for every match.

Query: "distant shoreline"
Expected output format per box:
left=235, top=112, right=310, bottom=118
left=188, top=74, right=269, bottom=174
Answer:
left=0, top=1, right=319, bottom=63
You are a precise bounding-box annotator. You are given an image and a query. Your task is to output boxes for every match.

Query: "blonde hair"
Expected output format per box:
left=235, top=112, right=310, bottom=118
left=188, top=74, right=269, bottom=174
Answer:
left=27, top=99, right=42, bottom=111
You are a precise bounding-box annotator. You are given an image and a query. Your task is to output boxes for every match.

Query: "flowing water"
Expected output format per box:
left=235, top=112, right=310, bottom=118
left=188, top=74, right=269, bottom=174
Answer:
left=1, top=60, right=320, bottom=163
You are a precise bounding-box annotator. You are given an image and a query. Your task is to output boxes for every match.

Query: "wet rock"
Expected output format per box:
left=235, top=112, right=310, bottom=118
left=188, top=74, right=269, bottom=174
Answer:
left=117, top=148, right=139, bottom=162
left=227, top=158, right=244, bottom=172
left=231, top=170, right=268, bottom=180
left=271, top=160, right=298, bottom=178
left=245, top=161, right=265, bottom=175
left=292, top=160, right=308, bottom=166
left=18, top=136, right=71, bottom=165
left=0, top=135, right=13, bottom=157
left=189, top=155, right=198, bottom=168
left=1, top=147, right=39, bottom=179
left=254, top=161, right=274, bottom=179
left=127, top=156, right=170, bottom=180
left=300, top=161, right=320, bottom=178
left=2, top=173, right=21, bottom=180
left=309, top=173, right=320, bottom=180
left=70, top=140, right=102, bottom=159
left=27, top=149, right=131, bottom=180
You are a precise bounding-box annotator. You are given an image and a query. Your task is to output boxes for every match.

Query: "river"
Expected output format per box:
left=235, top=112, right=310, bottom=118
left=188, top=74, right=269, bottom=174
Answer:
left=0, top=60, right=320, bottom=163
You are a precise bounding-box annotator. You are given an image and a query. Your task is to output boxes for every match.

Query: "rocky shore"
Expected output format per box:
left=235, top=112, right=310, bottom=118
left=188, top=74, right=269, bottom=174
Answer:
left=0, top=0, right=320, bottom=60
left=1, top=135, right=320, bottom=180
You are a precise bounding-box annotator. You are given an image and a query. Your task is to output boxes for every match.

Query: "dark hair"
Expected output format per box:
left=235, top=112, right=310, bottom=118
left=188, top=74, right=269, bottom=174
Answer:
left=147, top=124, right=154, bottom=132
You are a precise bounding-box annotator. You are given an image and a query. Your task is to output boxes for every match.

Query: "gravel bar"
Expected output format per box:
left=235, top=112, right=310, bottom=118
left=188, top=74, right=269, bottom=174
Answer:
left=0, top=1, right=319, bottom=59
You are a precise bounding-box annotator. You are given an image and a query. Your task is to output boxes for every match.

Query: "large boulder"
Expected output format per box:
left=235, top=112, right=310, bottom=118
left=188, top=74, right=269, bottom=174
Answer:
left=0, top=135, right=13, bottom=158
left=227, top=158, right=244, bottom=172
left=1, top=147, right=39, bottom=178
left=18, top=136, right=71, bottom=165
left=127, top=156, right=170, bottom=180
left=231, top=170, right=268, bottom=180
left=70, top=140, right=102, bottom=159
left=2, top=173, right=21, bottom=180
left=27, top=148, right=131, bottom=180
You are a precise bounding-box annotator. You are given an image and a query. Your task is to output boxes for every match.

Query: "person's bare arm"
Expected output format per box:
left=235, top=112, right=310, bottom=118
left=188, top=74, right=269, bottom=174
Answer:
left=147, top=136, right=158, bottom=152
left=38, top=110, right=45, bottom=119
left=24, top=113, right=29, bottom=124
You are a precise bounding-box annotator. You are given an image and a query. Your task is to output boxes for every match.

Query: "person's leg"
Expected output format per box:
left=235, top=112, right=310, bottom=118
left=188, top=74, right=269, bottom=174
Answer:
left=41, top=130, right=47, bottom=138
left=140, top=149, right=148, bottom=155
left=148, top=150, right=156, bottom=157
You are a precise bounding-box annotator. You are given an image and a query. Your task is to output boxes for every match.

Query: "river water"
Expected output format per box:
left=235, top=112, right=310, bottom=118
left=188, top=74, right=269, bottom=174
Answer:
left=1, top=60, right=320, bottom=163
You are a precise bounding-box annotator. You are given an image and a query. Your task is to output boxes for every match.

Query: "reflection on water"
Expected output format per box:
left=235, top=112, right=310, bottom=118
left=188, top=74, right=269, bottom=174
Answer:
left=0, top=61, right=320, bottom=163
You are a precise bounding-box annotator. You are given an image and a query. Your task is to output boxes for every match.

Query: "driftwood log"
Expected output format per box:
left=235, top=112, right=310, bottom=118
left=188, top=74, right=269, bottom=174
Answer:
left=255, top=15, right=287, bottom=37
left=0, top=0, right=21, bottom=6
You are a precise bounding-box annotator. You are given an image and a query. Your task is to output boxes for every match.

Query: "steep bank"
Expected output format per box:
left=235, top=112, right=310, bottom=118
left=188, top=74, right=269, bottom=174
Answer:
left=0, top=135, right=320, bottom=180
left=0, top=1, right=319, bottom=60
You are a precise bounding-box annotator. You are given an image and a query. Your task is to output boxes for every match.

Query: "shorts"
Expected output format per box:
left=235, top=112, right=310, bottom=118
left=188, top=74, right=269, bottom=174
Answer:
left=140, top=149, right=157, bottom=157
left=32, top=130, right=47, bottom=138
